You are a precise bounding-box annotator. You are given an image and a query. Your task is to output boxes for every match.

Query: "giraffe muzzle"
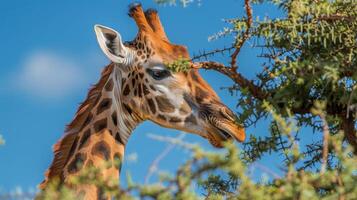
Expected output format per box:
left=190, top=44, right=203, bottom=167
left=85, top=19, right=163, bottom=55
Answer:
left=203, top=106, right=246, bottom=148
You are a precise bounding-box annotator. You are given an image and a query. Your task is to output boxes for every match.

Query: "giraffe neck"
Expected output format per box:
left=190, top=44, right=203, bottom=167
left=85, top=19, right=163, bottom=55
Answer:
left=40, top=63, right=142, bottom=199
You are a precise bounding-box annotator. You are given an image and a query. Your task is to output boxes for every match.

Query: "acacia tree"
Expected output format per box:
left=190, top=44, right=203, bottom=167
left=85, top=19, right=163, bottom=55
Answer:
left=188, top=0, right=357, bottom=166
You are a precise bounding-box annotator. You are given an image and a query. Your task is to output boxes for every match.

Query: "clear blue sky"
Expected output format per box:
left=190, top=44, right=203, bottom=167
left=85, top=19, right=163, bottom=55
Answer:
left=0, top=0, right=304, bottom=192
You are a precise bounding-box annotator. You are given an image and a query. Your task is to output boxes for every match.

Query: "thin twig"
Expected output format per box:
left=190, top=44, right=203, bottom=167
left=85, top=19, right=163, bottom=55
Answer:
left=145, top=133, right=186, bottom=183
left=191, top=46, right=235, bottom=61
left=230, top=0, right=253, bottom=68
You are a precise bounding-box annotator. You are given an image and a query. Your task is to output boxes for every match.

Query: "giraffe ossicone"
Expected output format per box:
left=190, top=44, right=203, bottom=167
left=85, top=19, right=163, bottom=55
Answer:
left=39, top=4, right=245, bottom=200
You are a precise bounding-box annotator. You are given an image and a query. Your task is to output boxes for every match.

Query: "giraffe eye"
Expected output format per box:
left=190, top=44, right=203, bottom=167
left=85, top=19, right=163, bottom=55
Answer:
left=146, top=68, right=171, bottom=80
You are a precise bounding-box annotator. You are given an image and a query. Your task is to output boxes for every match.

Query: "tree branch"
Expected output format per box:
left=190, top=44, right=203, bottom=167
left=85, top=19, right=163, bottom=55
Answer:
left=230, top=0, right=253, bottom=68
left=341, top=116, right=357, bottom=153
left=194, top=61, right=268, bottom=100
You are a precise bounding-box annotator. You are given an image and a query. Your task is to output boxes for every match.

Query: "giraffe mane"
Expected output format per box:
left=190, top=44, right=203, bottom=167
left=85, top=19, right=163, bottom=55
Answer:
left=39, top=63, right=115, bottom=189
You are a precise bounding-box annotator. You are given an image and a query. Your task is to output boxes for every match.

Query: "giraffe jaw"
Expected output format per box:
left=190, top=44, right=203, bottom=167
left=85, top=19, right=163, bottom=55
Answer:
left=206, top=123, right=246, bottom=148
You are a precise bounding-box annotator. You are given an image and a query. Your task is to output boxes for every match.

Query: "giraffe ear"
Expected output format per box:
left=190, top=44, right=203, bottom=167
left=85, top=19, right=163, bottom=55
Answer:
left=94, top=24, right=130, bottom=63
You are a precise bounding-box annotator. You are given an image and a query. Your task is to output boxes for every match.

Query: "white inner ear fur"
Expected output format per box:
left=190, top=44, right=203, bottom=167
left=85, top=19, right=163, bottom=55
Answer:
left=94, top=24, right=133, bottom=65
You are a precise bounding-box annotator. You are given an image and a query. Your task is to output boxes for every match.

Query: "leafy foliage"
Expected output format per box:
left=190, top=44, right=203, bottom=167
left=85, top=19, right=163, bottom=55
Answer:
left=5, top=0, right=357, bottom=199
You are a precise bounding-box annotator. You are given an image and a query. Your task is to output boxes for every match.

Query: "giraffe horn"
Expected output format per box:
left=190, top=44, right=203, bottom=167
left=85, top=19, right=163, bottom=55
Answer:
left=128, top=3, right=153, bottom=33
left=144, top=9, right=169, bottom=42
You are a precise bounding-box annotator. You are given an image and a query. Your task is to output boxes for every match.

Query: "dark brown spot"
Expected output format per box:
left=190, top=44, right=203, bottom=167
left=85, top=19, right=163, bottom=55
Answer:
left=78, top=129, right=91, bottom=149
left=111, top=111, right=118, bottom=126
left=134, top=88, right=138, bottom=96
left=185, top=114, right=197, bottom=125
left=123, top=103, right=133, bottom=115
left=105, top=78, right=114, bottom=91
left=123, top=84, right=130, bottom=96
left=138, top=84, right=143, bottom=97
left=67, top=136, right=79, bottom=159
left=94, top=118, right=107, bottom=132
left=115, top=132, right=124, bottom=145
left=131, top=78, right=136, bottom=87
left=143, top=84, right=150, bottom=95
left=67, top=153, right=86, bottom=174
left=81, top=113, right=93, bottom=130
left=139, top=73, right=144, bottom=79
left=96, top=98, right=112, bottom=115
left=147, top=98, right=156, bottom=114
left=169, top=117, right=182, bottom=123
left=149, top=85, right=156, bottom=91
left=156, top=96, right=175, bottom=113
left=137, top=50, right=142, bottom=56
left=92, top=141, right=111, bottom=160
left=195, top=87, right=208, bottom=103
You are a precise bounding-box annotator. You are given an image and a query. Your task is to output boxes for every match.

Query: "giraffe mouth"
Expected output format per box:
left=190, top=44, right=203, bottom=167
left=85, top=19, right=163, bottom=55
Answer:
left=206, top=122, right=245, bottom=148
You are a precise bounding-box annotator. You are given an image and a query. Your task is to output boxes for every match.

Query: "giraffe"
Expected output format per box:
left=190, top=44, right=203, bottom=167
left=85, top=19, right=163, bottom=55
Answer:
left=39, top=4, right=245, bottom=200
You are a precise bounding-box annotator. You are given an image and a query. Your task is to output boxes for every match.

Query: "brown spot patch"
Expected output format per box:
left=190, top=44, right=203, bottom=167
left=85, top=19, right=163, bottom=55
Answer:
left=185, top=114, right=198, bottom=125
left=143, top=84, right=150, bottom=95
left=138, top=84, right=143, bottom=97
left=115, top=132, right=124, bottom=145
left=105, top=78, right=114, bottom=91
left=111, top=111, right=118, bottom=126
left=139, top=72, right=144, bottom=79
left=179, top=103, right=191, bottom=114
left=147, top=98, right=156, bottom=114
left=96, top=98, right=112, bottom=115
left=123, top=84, right=130, bottom=96
left=93, top=118, right=107, bottom=132
left=169, top=117, right=182, bottom=123
left=156, top=96, right=175, bottom=113
left=67, top=136, right=79, bottom=160
left=78, top=129, right=91, bottom=149
left=195, top=87, right=209, bottom=103
left=92, top=141, right=111, bottom=160
left=81, top=113, right=93, bottom=130
left=123, top=103, right=133, bottom=115
left=131, top=78, right=136, bottom=87
left=67, top=153, right=86, bottom=174
left=149, top=85, right=156, bottom=91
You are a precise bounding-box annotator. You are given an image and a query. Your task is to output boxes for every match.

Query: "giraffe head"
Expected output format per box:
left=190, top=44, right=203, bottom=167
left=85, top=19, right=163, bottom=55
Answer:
left=94, top=4, right=245, bottom=147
